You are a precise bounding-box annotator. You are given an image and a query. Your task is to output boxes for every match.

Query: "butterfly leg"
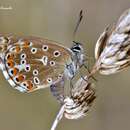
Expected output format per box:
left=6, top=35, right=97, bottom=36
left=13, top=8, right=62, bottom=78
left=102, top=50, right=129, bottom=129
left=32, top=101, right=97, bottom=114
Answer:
left=83, top=64, right=97, bottom=81
left=50, top=77, right=65, bottom=104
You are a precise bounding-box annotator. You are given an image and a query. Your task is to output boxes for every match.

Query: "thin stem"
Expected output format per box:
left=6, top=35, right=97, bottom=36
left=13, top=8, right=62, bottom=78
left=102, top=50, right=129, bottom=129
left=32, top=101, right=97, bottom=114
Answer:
left=51, top=104, right=66, bottom=130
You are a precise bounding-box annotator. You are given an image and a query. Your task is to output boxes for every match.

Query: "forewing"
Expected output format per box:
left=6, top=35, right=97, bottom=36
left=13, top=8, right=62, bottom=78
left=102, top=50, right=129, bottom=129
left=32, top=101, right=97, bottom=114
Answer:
left=2, top=36, right=72, bottom=92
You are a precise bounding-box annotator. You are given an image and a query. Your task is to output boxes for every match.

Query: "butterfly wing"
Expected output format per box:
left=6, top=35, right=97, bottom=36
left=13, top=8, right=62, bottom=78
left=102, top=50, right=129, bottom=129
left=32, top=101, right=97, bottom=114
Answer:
left=1, top=35, right=73, bottom=92
left=50, top=76, right=65, bottom=104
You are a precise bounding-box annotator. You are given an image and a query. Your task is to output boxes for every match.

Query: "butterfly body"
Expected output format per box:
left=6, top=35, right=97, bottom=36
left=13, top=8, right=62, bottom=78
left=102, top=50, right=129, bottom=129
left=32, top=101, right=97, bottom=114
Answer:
left=0, top=35, right=84, bottom=93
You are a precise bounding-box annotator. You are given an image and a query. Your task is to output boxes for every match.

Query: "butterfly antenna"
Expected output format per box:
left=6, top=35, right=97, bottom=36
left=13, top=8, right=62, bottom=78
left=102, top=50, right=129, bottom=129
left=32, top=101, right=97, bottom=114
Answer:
left=51, top=104, right=66, bottom=130
left=73, top=10, right=83, bottom=38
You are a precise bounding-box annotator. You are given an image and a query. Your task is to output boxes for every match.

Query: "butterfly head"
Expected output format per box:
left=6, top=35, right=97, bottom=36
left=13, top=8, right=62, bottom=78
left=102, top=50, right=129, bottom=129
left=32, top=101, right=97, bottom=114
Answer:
left=71, top=41, right=83, bottom=53
left=71, top=41, right=84, bottom=67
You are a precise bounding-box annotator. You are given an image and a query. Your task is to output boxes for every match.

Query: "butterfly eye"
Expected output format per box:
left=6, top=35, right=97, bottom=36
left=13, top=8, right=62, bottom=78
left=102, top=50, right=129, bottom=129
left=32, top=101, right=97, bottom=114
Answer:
left=33, top=77, right=40, bottom=84
left=33, top=69, right=38, bottom=76
left=53, top=50, right=61, bottom=57
left=50, top=61, right=55, bottom=66
left=47, top=78, right=52, bottom=83
left=20, top=53, right=26, bottom=59
left=31, top=47, right=37, bottom=54
left=42, top=45, right=48, bottom=51
left=21, top=59, right=26, bottom=65
left=71, top=42, right=82, bottom=52
left=25, top=65, right=31, bottom=72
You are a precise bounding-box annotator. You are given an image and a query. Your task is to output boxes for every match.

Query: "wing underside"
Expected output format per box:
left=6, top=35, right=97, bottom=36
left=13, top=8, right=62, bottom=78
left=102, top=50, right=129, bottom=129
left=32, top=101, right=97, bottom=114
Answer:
left=1, top=36, right=73, bottom=92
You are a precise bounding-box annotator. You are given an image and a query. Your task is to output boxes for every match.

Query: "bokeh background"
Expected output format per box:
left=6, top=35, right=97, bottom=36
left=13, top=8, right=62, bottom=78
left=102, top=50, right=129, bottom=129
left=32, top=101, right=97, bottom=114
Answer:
left=0, top=0, right=130, bottom=130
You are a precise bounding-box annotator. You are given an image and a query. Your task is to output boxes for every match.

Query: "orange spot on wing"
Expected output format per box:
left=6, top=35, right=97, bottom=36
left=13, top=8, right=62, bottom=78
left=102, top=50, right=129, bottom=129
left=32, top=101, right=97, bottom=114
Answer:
left=22, top=41, right=30, bottom=48
left=27, top=80, right=33, bottom=90
left=18, top=74, right=25, bottom=82
left=7, top=60, right=14, bottom=68
left=15, top=46, right=21, bottom=53
left=13, top=68, right=19, bottom=76
left=7, top=53, right=14, bottom=60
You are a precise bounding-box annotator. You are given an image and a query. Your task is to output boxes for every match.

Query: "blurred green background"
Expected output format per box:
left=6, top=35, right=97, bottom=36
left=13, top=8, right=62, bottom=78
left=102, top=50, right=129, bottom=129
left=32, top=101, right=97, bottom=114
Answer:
left=0, top=0, right=130, bottom=130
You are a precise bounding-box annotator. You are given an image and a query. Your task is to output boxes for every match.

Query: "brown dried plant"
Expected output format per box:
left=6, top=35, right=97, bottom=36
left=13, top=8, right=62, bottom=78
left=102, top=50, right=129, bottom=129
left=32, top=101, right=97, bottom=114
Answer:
left=90, top=8, right=130, bottom=76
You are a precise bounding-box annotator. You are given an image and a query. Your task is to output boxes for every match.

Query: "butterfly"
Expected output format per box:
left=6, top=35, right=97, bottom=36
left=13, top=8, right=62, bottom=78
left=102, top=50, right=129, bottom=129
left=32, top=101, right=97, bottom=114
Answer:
left=0, top=10, right=92, bottom=130
left=51, top=75, right=96, bottom=130
left=90, top=8, right=130, bottom=75
left=0, top=34, right=84, bottom=93
left=0, top=11, right=86, bottom=105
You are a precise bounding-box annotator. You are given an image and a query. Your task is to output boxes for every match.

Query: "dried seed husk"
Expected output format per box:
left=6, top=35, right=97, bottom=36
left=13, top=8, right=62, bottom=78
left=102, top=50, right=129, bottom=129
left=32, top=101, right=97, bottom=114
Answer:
left=92, top=8, right=130, bottom=75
